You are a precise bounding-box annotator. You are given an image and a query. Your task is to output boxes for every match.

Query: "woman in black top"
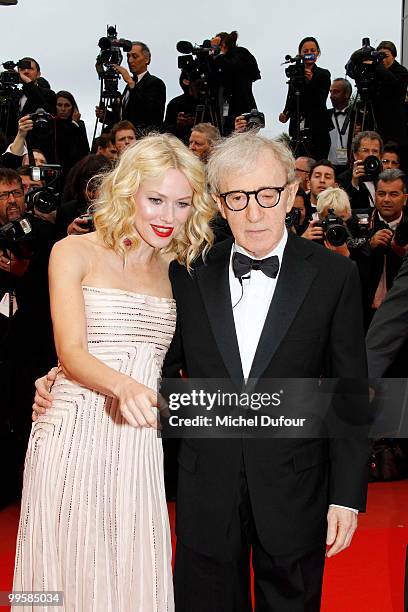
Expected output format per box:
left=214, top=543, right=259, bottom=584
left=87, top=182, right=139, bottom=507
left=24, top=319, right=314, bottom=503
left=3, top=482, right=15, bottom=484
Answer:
left=280, top=36, right=331, bottom=160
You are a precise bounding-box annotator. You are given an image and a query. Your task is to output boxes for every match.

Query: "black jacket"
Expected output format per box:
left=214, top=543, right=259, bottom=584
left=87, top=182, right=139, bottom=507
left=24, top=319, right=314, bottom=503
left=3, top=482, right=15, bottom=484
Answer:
left=372, top=60, right=408, bottom=145
left=214, top=46, right=260, bottom=119
left=337, top=167, right=376, bottom=209
left=164, top=233, right=369, bottom=560
left=121, top=72, right=166, bottom=134
left=284, top=64, right=331, bottom=137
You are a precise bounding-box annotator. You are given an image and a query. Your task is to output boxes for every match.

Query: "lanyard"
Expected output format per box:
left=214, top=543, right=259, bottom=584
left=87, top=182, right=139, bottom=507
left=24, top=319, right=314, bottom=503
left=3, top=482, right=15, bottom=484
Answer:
left=333, top=111, right=347, bottom=148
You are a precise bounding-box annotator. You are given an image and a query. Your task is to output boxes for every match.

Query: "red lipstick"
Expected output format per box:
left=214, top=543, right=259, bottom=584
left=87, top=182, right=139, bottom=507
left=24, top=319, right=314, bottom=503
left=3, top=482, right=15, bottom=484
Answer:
left=151, top=224, right=174, bottom=238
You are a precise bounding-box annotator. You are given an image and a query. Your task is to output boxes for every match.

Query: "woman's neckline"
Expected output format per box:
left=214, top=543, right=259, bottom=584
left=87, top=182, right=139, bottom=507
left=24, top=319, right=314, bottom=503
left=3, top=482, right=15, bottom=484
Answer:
left=81, top=285, right=175, bottom=302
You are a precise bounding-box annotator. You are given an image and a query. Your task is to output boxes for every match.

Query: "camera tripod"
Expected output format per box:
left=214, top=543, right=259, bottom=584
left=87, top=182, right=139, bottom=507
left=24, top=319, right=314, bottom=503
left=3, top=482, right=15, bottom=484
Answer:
left=341, top=89, right=377, bottom=141
left=285, top=75, right=312, bottom=157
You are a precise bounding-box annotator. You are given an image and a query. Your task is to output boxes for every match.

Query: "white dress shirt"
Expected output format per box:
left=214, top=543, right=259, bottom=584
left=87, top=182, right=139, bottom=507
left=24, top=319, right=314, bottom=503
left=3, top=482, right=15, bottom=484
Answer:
left=328, top=107, right=349, bottom=166
left=228, top=230, right=358, bottom=515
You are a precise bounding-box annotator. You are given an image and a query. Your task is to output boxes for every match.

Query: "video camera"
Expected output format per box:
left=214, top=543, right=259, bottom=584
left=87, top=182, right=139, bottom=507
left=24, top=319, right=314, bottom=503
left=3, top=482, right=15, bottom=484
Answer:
left=0, top=59, right=31, bottom=88
left=25, top=164, right=62, bottom=214
left=96, top=25, right=132, bottom=98
left=283, top=53, right=316, bottom=83
left=176, top=40, right=218, bottom=98
left=345, top=38, right=386, bottom=95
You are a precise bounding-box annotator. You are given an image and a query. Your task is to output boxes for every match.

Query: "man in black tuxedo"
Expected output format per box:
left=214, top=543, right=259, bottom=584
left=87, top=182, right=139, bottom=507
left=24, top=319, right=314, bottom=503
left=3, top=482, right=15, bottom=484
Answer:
left=96, top=41, right=166, bottom=134
left=327, top=78, right=353, bottom=176
left=164, top=132, right=369, bottom=611
left=338, top=130, right=383, bottom=209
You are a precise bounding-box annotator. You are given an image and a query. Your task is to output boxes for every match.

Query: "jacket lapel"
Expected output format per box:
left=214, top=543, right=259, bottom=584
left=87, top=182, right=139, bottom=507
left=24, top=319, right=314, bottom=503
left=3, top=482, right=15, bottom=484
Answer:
left=194, top=239, right=244, bottom=384
left=248, top=234, right=318, bottom=380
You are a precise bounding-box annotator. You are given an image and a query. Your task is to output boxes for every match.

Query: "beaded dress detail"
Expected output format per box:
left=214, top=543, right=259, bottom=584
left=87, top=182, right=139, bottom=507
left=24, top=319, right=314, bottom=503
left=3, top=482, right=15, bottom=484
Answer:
left=13, top=286, right=176, bottom=612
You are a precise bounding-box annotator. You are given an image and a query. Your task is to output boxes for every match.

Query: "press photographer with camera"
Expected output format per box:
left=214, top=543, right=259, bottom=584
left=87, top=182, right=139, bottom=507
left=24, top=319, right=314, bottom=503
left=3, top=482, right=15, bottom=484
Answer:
left=211, top=30, right=261, bottom=134
left=382, top=141, right=401, bottom=170
left=163, top=71, right=197, bottom=145
left=280, top=36, right=331, bottom=160
left=367, top=169, right=408, bottom=322
left=55, top=90, right=90, bottom=170
left=0, top=168, right=56, bottom=488
left=95, top=39, right=166, bottom=134
left=338, top=130, right=383, bottom=209
left=0, top=57, right=56, bottom=144
left=371, top=42, right=408, bottom=151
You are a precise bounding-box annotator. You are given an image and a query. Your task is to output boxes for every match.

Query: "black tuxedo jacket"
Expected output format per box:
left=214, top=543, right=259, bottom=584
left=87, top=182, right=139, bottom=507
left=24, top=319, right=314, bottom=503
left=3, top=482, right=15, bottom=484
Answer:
left=367, top=254, right=408, bottom=377
left=121, top=72, right=166, bottom=133
left=164, top=233, right=369, bottom=560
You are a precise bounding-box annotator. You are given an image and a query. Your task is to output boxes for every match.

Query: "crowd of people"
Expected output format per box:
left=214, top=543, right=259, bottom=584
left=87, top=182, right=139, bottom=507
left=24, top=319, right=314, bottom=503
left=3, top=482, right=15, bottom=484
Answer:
left=0, top=28, right=407, bottom=612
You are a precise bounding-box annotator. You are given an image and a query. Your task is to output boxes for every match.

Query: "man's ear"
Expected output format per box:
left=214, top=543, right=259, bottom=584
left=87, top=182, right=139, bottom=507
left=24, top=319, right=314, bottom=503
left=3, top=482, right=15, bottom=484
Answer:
left=213, top=194, right=227, bottom=219
left=285, top=182, right=298, bottom=213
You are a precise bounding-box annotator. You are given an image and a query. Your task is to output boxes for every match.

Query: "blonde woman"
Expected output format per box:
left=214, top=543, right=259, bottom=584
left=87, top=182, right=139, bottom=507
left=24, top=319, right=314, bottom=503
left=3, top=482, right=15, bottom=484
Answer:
left=13, top=134, right=215, bottom=611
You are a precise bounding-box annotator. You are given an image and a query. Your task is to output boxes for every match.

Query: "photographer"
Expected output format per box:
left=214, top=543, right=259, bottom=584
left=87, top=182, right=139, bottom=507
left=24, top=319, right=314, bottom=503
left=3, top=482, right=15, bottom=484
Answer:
left=0, top=168, right=56, bottom=483
left=96, top=41, right=166, bottom=134
left=338, top=130, right=383, bottom=209
left=91, top=133, right=118, bottom=161
left=328, top=78, right=353, bottom=175
left=372, top=42, right=408, bottom=149
left=382, top=141, right=401, bottom=170
left=367, top=169, right=408, bottom=321
left=55, top=90, right=90, bottom=171
left=164, top=71, right=197, bottom=145
left=212, top=30, right=261, bottom=134
left=280, top=36, right=331, bottom=160
left=1, top=57, right=56, bottom=143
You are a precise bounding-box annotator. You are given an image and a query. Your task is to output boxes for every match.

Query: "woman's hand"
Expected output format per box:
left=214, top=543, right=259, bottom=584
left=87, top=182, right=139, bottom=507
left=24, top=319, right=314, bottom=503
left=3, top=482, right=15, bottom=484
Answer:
left=72, top=109, right=81, bottom=123
left=32, top=367, right=59, bottom=421
left=115, top=378, right=160, bottom=429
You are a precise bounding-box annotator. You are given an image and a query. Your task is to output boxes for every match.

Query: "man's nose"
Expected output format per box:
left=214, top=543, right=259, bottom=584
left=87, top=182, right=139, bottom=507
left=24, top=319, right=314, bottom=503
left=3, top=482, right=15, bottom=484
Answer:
left=245, top=195, right=263, bottom=222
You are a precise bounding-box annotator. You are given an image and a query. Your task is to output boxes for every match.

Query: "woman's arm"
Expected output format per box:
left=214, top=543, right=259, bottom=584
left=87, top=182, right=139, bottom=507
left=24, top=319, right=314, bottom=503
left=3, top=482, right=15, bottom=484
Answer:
left=49, top=237, right=159, bottom=427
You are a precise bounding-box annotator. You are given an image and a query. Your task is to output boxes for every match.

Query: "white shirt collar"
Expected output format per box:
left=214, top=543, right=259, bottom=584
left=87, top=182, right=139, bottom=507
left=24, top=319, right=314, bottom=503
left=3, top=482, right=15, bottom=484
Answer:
left=233, top=229, right=288, bottom=262
left=378, top=212, right=403, bottom=230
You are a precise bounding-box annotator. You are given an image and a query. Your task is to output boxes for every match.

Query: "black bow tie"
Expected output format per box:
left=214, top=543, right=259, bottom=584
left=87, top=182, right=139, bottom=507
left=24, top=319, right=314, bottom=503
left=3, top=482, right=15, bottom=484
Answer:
left=232, top=252, right=279, bottom=279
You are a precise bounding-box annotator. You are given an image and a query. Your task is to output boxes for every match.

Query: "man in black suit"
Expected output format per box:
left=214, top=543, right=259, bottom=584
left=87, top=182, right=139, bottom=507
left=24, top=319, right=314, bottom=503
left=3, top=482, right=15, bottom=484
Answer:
left=338, top=130, right=383, bottom=209
left=96, top=41, right=166, bottom=134
left=164, top=132, right=369, bottom=611
left=366, top=253, right=408, bottom=377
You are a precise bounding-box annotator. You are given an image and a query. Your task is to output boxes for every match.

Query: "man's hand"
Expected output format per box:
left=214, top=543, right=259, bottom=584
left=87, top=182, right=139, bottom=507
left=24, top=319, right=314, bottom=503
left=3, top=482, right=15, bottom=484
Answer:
left=302, top=220, right=324, bottom=241
left=351, top=160, right=366, bottom=188
left=32, top=367, right=58, bottom=421
left=391, top=239, right=408, bottom=257
left=369, top=229, right=393, bottom=249
left=279, top=111, right=289, bottom=123
left=95, top=106, right=105, bottom=120
left=67, top=216, right=92, bottom=236
left=19, top=70, right=33, bottom=84
left=326, top=506, right=357, bottom=558
left=0, top=252, right=30, bottom=276
left=113, top=65, right=134, bottom=87
left=234, top=115, right=247, bottom=133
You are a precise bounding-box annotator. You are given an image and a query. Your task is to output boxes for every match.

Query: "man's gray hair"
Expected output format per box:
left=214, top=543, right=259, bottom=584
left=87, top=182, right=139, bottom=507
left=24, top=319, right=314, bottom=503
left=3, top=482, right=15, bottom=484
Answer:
left=332, top=77, right=352, bottom=98
left=352, top=130, right=384, bottom=155
left=132, top=41, right=151, bottom=63
left=207, top=131, right=297, bottom=194
left=192, top=123, right=220, bottom=146
left=377, top=168, right=408, bottom=191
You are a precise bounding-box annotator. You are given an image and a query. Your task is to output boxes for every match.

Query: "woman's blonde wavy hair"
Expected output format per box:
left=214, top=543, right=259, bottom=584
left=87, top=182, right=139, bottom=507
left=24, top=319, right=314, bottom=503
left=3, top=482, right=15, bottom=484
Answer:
left=92, top=133, right=216, bottom=269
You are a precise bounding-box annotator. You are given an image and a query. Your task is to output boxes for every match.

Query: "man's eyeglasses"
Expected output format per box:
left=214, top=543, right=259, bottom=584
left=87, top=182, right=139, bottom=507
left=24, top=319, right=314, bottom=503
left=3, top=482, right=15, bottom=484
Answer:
left=381, top=159, right=399, bottom=166
left=295, top=167, right=309, bottom=175
left=219, top=185, right=288, bottom=211
left=0, top=189, right=24, bottom=202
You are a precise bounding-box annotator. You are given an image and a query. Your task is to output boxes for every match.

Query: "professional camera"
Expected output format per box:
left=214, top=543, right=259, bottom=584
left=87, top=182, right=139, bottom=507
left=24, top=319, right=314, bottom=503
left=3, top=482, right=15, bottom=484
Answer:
left=0, top=59, right=31, bottom=87
left=176, top=40, right=217, bottom=89
left=78, top=213, right=94, bottom=231
left=346, top=210, right=371, bottom=249
left=0, top=216, right=35, bottom=259
left=285, top=207, right=301, bottom=229
left=316, top=209, right=348, bottom=246
left=241, top=109, right=265, bottom=130
left=28, top=107, right=53, bottom=129
left=25, top=164, right=62, bottom=214
left=362, top=155, right=382, bottom=181
left=345, top=38, right=386, bottom=94
left=283, top=53, right=316, bottom=83
left=96, top=25, right=132, bottom=98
